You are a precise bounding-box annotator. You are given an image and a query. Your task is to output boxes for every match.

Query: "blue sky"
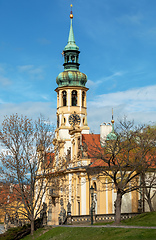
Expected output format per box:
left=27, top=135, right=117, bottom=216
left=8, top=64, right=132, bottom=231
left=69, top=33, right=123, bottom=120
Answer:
left=0, top=0, right=156, bottom=132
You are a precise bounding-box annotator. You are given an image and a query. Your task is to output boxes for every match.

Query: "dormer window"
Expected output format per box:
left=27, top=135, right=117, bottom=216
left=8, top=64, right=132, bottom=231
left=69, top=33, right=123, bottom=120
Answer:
left=72, top=90, right=77, bottom=106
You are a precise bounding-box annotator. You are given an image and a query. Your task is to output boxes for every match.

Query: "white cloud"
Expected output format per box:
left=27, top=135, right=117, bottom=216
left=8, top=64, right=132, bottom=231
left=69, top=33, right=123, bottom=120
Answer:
left=0, top=85, right=155, bottom=134
left=18, top=65, right=34, bottom=72
left=38, top=38, right=51, bottom=45
left=89, top=85, right=156, bottom=110
left=87, top=79, right=102, bottom=87
left=0, top=66, right=5, bottom=74
left=87, top=79, right=95, bottom=86
left=17, top=65, right=44, bottom=80
left=0, top=102, right=56, bottom=126
left=0, top=76, right=12, bottom=86
left=117, top=13, right=143, bottom=25
left=104, top=71, right=124, bottom=80
left=87, top=71, right=124, bottom=88
left=87, top=85, right=156, bottom=132
left=41, top=95, right=49, bottom=101
left=0, top=64, right=12, bottom=86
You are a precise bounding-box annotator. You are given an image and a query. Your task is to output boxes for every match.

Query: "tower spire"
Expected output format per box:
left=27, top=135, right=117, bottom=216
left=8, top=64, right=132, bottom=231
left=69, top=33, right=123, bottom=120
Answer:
left=56, top=4, right=88, bottom=87
left=111, top=108, right=115, bottom=132
left=64, top=4, right=79, bottom=51
left=112, top=108, right=114, bottom=121
left=68, top=5, right=76, bottom=45
left=106, top=109, right=117, bottom=141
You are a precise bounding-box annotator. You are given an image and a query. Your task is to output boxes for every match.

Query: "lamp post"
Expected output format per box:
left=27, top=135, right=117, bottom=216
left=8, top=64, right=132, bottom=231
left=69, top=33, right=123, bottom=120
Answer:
left=90, top=185, right=94, bottom=225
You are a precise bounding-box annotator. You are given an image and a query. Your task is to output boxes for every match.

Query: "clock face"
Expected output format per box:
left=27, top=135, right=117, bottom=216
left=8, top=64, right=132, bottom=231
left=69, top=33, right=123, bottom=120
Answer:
left=69, top=114, right=81, bottom=126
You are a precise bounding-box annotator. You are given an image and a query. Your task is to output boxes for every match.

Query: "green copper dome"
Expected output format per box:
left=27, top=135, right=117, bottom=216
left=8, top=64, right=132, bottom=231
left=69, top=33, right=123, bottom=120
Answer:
left=56, top=70, right=87, bottom=87
left=106, top=122, right=117, bottom=141
left=106, top=132, right=117, bottom=141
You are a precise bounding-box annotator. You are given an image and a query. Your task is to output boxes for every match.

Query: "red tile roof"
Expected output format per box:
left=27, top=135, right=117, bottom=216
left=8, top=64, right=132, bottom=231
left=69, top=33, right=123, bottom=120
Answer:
left=82, top=134, right=101, bottom=159
left=82, top=133, right=156, bottom=169
left=82, top=134, right=107, bottom=166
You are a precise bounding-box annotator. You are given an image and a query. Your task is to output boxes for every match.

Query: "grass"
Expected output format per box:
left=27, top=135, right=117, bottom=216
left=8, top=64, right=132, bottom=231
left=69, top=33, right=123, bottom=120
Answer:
left=22, top=226, right=156, bottom=240
left=121, top=211, right=156, bottom=227
left=21, top=212, right=156, bottom=240
left=94, top=211, right=156, bottom=227
left=0, top=225, right=30, bottom=240
left=22, top=227, right=48, bottom=240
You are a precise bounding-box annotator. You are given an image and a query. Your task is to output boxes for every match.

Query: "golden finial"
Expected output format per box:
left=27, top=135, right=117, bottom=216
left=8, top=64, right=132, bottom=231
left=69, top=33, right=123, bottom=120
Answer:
left=70, top=4, right=73, bottom=19
left=111, top=108, right=114, bottom=124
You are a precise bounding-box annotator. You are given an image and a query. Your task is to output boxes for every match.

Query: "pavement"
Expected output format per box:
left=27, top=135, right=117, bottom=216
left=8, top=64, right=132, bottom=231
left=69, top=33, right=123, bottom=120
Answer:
left=1, top=223, right=156, bottom=236
left=0, top=224, right=5, bottom=234
left=52, top=224, right=156, bottom=229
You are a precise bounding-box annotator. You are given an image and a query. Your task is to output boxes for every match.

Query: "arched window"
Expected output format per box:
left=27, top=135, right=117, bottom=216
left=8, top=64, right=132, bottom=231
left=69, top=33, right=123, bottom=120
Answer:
left=82, top=91, right=85, bottom=107
left=57, top=115, right=59, bottom=128
left=62, top=91, right=67, bottom=106
left=57, top=93, right=59, bottom=106
left=93, top=182, right=97, bottom=191
left=67, top=55, right=69, bottom=63
left=71, top=55, right=75, bottom=63
left=83, top=117, right=85, bottom=125
left=71, top=90, right=77, bottom=106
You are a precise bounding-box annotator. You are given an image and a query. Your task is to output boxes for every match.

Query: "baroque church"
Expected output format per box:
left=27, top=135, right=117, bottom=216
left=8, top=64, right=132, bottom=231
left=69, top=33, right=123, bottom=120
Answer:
left=43, top=6, right=154, bottom=225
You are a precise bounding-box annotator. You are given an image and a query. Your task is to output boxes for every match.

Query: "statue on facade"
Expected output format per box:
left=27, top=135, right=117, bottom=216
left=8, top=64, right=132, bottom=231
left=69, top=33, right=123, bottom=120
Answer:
left=138, top=199, right=142, bottom=213
left=60, top=197, right=63, bottom=206
left=4, top=212, right=9, bottom=229
left=82, top=141, right=88, bottom=157
left=66, top=147, right=71, bottom=162
left=59, top=198, right=67, bottom=225
left=77, top=149, right=82, bottom=159
left=40, top=202, right=47, bottom=225
left=67, top=201, right=71, bottom=216
left=114, top=200, right=116, bottom=214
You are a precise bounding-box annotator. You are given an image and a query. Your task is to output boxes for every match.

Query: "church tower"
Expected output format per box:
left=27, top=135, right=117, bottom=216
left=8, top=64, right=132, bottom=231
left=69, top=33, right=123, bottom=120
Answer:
left=54, top=5, right=89, bottom=157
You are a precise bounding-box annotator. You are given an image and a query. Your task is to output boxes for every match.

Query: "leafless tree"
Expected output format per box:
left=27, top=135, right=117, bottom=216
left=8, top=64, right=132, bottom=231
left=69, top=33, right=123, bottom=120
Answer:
left=0, top=114, right=55, bottom=234
left=135, top=125, right=156, bottom=212
left=85, top=119, right=156, bottom=224
left=140, top=171, right=156, bottom=212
